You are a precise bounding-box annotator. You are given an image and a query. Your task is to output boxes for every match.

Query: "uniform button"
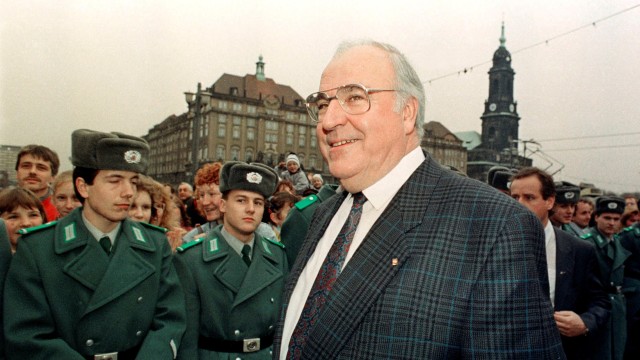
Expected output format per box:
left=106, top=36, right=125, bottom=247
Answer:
left=86, top=339, right=94, bottom=347
left=235, top=357, right=241, bottom=360
left=234, top=330, right=240, bottom=336
left=269, top=325, right=273, bottom=330
left=136, top=330, right=143, bottom=337
left=137, top=296, right=143, bottom=303
left=270, top=298, right=275, bottom=303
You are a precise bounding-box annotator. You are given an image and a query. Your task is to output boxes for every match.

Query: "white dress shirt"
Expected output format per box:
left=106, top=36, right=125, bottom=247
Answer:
left=544, top=221, right=557, bottom=307
left=279, top=147, right=425, bottom=359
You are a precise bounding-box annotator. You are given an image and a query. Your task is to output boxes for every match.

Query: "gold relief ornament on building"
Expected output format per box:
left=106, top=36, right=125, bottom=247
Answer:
left=263, top=94, right=281, bottom=109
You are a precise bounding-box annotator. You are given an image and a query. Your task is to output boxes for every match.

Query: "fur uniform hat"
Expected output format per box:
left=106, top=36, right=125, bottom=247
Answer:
left=71, top=129, right=150, bottom=174
left=219, top=161, right=278, bottom=198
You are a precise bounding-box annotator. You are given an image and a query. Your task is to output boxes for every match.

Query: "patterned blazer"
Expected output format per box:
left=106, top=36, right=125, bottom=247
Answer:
left=273, top=155, right=566, bottom=359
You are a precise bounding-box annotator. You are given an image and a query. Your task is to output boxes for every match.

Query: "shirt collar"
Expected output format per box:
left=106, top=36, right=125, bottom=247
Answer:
left=82, top=212, right=121, bottom=242
left=362, top=146, right=425, bottom=210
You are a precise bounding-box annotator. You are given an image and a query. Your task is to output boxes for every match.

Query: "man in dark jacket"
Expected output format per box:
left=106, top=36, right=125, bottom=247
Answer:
left=510, top=167, right=610, bottom=359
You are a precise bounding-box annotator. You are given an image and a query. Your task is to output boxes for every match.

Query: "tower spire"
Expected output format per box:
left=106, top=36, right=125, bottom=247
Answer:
left=499, top=21, right=506, bottom=48
left=256, top=55, right=265, bottom=81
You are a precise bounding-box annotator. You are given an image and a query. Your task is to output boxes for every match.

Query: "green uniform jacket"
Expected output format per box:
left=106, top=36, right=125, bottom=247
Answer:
left=0, top=219, right=12, bottom=360
left=280, top=184, right=338, bottom=267
left=174, top=225, right=288, bottom=360
left=3, top=208, right=186, bottom=360
left=618, top=224, right=640, bottom=358
left=582, top=228, right=631, bottom=360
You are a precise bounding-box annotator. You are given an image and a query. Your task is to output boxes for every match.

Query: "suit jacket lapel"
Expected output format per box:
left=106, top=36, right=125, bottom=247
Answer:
left=553, top=229, right=573, bottom=309
left=281, top=191, right=349, bottom=305
left=303, top=158, right=436, bottom=358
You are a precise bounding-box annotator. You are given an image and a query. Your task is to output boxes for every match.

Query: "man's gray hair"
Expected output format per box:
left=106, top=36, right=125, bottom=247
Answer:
left=333, top=40, right=426, bottom=138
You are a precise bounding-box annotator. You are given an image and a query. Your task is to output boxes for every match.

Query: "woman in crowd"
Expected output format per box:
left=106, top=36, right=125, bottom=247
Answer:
left=0, top=187, right=46, bottom=253
left=128, top=175, right=185, bottom=251
left=51, top=170, right=81, bottom=219
left=265, top=191, right=299, bottom=240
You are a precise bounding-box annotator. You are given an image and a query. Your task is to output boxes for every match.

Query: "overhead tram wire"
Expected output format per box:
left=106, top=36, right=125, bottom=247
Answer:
left=423, top=3, right=640, bottom=85
left=537, top=131, right=640, bottom=142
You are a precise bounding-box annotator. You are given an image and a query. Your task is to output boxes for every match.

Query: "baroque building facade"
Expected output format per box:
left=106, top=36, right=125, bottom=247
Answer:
left=144, top=56, right=326, bottom=186
left=421, top=121, right=467, bottom=174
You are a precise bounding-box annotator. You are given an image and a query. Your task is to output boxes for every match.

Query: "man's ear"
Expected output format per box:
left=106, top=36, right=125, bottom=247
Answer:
left=402, top=96, right=419, bottom=134
left=75, top=177, right=89, bottom=200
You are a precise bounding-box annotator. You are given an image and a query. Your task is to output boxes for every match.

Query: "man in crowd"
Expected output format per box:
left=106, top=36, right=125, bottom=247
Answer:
left=274, top=40, right=564, bottom=359
left=572, top=198, right=594, bottom=235
left=509, top=167, right=610, bottom=359
left=178, top=181, right=206, bottom=227
left=174, top=161, right=287, bottom=358
left=618, top=213, right=640, bottom=359
left=549, top=181, right=582, bottom=237
left=3, top=129, right=186, bottom=359
left=15, top=144, right=60, bottom=221
left=582, top=197, right=631, bottom=360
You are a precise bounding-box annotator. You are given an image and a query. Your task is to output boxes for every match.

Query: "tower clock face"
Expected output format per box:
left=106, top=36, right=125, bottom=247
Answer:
left=263, top=94, right=281, bottom=109
left=489, top=103, right=497, bottom=111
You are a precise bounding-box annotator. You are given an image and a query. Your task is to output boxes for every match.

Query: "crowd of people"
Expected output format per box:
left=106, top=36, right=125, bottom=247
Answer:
left=0, top=39, right=638, bottom=360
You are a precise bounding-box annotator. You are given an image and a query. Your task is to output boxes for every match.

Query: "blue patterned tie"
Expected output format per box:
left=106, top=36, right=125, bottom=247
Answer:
left=287, top=192, right=367, bottom=359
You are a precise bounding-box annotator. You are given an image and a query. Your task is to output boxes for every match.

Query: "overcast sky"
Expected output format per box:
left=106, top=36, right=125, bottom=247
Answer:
left=1, top=0, right=639, bottom=193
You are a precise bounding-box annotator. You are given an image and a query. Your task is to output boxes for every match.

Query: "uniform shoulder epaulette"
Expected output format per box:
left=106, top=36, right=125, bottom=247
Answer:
left=138, top=222, right=168, bottom=233
left=176, top=237, right=204, bottom=253
left=19, top=220, right=58, bottom=235
left=265, top=237, right=285, bottom=249
left=295, top=194, right=319, bottom=211
left=621, top=226, right=634, bottom=233
left=580, top=233, right=593, bottom=239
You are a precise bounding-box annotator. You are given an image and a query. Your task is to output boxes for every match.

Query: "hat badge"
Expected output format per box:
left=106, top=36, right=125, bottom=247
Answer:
left=565, top=192, right=575, bottom=200
left=246, top=172, right=262, bottom=184
left=608, top=202, right=618, bottom=209
left=124, top=150, right=142, bottom=164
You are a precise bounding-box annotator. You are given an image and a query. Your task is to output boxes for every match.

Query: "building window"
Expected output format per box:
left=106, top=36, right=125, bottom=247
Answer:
left=310, top=133, right=317, bottom=148
left=286, top=134, right=293, bottom=145
left=233, top=116, right=241, bottom=125
left=298, top=153, right=305, bottom=166
left=247, top=128, right=255, bottom=141
left=299, top=126, right=306, bottom=135
left=247, top=118, right=256, bottom=127
left=265, top=133, right=278, bottom=143
left=219, top=114, right=227, bottom=123
left=230, top=146, right=240, bottom=160
left=300, top=113, right=307, bottom=123
left=216, top=145, right=225, bottom=161
left=232, top=126, right=240, bottom=139
left=308, top=155, right=317, bottom=169
left=247, top=105, right=256, bottom=114
left=298, top=134, right=305, bottom=147
left=245, top=148, right=254, bottom=162
left=266, top=121, right=278, bottom=131
left=218, top=101, right=228, bottom=110
left=218, top=124, right=226, bottom=138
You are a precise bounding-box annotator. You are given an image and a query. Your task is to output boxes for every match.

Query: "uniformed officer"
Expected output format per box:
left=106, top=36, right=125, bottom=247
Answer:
left=3, top=129, right=186, bottom=360
left=486, top=165, right=514, bottom=195
left=582, top=196, right=631, bottom=360
left=279, top=183, right=339, bottom=267
left=549, top=181, right=582, bottom=237
left=174, top=161, right=288, bottom=359
left=618, top=220, right=640, bottom=358
left=0, top=219, right=11, bottom=360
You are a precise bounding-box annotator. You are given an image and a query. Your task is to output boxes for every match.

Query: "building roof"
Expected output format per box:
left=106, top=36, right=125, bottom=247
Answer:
left=454, top=131, right=482, bottom=150
left=210, top=73, right=304, bottom=106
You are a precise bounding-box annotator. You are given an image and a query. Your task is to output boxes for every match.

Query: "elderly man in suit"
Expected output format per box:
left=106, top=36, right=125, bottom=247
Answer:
left=510, top=167, right=610, bottom=359
left=273, top=40, right=564, bottom=359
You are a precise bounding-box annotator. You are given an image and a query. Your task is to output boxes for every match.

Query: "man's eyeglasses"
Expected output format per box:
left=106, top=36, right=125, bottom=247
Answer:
left=305, top=83, right=396, bottom=122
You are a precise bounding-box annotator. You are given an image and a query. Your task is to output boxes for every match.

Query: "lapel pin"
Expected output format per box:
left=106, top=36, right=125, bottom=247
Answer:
left=392, top=258, right=399, bottom=266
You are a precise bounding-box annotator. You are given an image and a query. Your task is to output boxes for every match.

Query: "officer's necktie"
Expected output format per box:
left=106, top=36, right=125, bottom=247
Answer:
left=287, top=192, right=367, bottom=359
left=99, top=236, right=112, bottom=255
left=241, top=244, right=252, bottom=266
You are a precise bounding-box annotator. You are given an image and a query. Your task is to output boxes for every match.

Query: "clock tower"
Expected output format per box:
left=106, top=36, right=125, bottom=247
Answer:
left=480, top=22, right=520, bottom=152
